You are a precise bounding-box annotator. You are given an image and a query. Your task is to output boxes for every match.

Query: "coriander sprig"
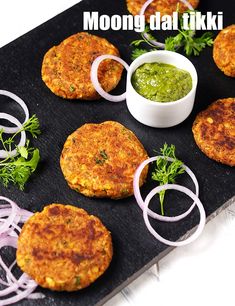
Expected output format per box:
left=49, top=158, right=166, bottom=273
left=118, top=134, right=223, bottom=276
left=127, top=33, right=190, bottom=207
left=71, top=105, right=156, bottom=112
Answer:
left=0, top=115, right=41, bottom=190
left=131, top=48, right=150, bottom=60
left=131, top=11, right=214, bottom=59
left=22, top=114, right=41, bottom=138
left=165, top=30, right=214, bottom=56
left=152, top=144, right=185, bottom=215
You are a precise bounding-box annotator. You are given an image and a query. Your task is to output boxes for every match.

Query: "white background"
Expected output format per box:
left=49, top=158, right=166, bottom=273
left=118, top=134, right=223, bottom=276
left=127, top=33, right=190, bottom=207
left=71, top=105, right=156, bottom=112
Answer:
left=0, top=0, right=80, bottom=48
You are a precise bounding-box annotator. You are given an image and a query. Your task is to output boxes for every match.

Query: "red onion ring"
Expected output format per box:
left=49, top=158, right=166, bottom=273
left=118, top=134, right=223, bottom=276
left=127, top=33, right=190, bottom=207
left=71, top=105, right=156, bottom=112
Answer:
left=140, top=0, right=155, bottom=16
left=0, top=90, right=29, bottom=134
left=143, top=32, right=166, bottom=49
left=133, top=156, right=199, bottom=222
left=0, top=200, right=32, bottom=238
left=0, top=197, right=20, bottom=235
left=0, top=113, right=26, bottom=159
left=90, top=54, right=129, bottom=102
left=0, top=197, right=43, bottom=305
left=140, top=0, right=194, bottom=49
left=0, top=237, right=37, bottom=293
left=143, top=184, right=206, bottom=246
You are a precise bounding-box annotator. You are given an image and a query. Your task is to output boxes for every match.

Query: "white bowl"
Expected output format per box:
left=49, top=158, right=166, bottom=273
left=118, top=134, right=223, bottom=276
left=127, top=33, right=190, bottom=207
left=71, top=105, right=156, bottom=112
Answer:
left=126, top=50, right=198, bottom=128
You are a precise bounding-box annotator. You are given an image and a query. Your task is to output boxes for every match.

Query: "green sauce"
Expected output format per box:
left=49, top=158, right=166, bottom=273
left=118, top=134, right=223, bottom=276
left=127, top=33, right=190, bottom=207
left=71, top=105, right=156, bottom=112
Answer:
left=131, top=62, right=192, bottom=102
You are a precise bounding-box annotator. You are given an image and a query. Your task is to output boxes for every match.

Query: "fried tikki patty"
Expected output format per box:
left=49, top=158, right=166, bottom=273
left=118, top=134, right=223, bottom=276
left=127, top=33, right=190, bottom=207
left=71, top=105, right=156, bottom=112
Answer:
left=192, top=98, right=235, bottom=167
left=126, top=0, right=199, bottom=22
left=17, top=204, right=112, bottom=291
left=41, top=32, right=123, bottom=99
left=60, top=121, right=149, bottom=199
left=213, top=25, right=235, bottom=77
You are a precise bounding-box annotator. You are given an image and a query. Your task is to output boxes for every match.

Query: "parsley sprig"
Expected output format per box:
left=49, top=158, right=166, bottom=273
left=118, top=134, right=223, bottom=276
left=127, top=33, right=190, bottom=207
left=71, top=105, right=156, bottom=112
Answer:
left=165, top=29, right=214, bottom=56
left=0, top=115, right=41, bottom=190
left=131, top=26, right=157, bottom=59
left=131, top=11, right=214, bottom=59
left=152, top=144, right=185, bottom=215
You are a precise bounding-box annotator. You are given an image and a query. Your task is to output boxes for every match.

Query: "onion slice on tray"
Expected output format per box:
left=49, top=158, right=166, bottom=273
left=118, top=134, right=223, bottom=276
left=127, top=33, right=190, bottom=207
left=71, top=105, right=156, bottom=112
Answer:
left=0, top=197, right=44, bottom=305
left=140, top=0, right=194, bottom=49
left=133, top=156, right=206, bottom=246
left=0, top=90, right=29, bottom=134
left=143, top=184, right=206, bottom=246
left=0, top=196, right=33, bottom=236
left=0, top=113, right=26, bottom=159
left=0, top=237, right=38, bottom=306
left=140, top=0, right=165, bottom=49
left=133, top=156, right=199, bottom=222
left=90, top=54, right=129, bottom=102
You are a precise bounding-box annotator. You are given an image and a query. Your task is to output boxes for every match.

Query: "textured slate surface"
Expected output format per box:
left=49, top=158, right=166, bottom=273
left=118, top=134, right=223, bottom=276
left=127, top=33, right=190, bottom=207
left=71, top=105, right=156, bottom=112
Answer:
left=0, top=0, right=234, bottom=305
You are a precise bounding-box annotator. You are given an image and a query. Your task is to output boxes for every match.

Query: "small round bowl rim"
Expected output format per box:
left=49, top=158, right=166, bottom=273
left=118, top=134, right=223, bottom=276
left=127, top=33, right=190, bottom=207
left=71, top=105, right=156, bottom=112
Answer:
left=127, top=50, right=198, bottom=107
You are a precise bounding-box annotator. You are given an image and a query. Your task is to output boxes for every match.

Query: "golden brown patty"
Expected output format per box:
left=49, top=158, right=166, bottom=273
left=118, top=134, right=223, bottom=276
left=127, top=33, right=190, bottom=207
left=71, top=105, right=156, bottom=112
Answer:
left=16, top=204, right=112, bottom=291
left=60, top=121, right=149, bottom=199
left=126, top=0, right=199, bottom=21
left=213, top=25, right=235, bottom=77
left=192, top=98, right=235, bottom=167
left=41, top=32, right=123, bottom=100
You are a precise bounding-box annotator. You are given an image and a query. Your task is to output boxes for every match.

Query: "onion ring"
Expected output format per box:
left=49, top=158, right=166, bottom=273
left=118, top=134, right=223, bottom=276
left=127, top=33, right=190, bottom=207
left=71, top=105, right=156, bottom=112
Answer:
left=140, top=0, right=194, bottom=49
left=90, top=54, right=129, bottom=102
left=143, top=184, right=206, bottom=246
left=0, top=197, right=19, bottom=235
left=0, top=113, right=26, bottom=159
left=0, top=197, right=42, bottom=305
left=133, top=156, right=199, bottom=222
left=0, top=90, right=29, bottom=134
left=0, top=237, right=37, bottom=293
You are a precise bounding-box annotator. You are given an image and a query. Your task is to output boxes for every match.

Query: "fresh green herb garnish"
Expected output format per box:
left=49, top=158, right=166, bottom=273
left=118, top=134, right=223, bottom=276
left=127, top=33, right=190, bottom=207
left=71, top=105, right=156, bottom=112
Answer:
left=131, top=11, right=214, bottom=58
left=131, top=26, right=158, bottom=59
left=22, top=114, right=41, bottom=138
left=165, top=30, right=214, bottom=56
left=131, top=48, right=150, bottom=60
left=152, top=144, right=185, bottom=215
left=0, top=115, right=41, bottom=190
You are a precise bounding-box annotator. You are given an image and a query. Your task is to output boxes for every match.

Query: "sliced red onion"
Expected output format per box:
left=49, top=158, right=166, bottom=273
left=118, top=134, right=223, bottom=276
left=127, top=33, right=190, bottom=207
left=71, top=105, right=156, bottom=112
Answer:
left=0, top=197, right=42, bottom=305
left=0, top=113, right=26, bottom=159
left=5, top=261, right=35, bottom=290
left=140, top=0, right=194, bottom=49
left=90, top=54, right=129, bottom=102
left=0, top=90, right=29, bottom=134
left=0, top=238, right=25, bottom=297
left=143, top=33, right=166, bottom=49
left=0, top=197, right=20, bottom=235
left=0, top=197, right=32, bottom=239
left=0, top=275, right=37, bottom=305
left=143, top=184, right=206, bottom=246
left=133, top=156, right=199, bottom=222
left=140, top=0, right=154, bottom=16
left=27, top=292, right=46, bottom=300
left=0, top=254, right=19, bottom=291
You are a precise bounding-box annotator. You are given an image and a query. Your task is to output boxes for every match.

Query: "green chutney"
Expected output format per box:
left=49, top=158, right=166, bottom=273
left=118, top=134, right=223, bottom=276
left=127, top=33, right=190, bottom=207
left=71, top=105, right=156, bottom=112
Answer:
left=131, top=62, right=192, bottom=102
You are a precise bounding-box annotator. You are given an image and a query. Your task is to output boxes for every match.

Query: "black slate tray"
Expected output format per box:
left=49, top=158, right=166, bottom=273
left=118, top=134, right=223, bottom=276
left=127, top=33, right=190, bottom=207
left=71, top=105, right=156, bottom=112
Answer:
left=0, top=0, right=234, bottom=305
